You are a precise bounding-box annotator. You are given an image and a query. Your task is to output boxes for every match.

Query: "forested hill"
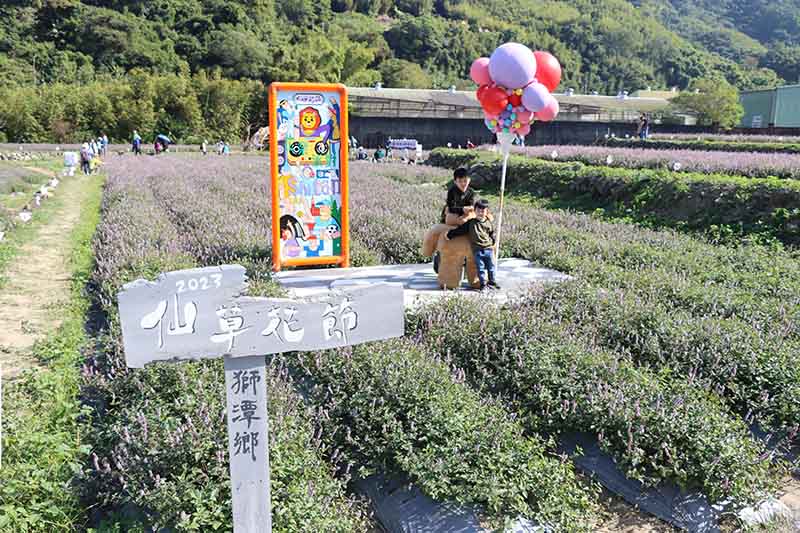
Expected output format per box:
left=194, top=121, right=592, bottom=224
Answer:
left=636, top=0, right=800, bottom=85
left=2, top=0, right=799, bottom=94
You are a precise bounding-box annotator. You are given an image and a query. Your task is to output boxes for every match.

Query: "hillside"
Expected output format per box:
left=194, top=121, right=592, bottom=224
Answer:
left=0, top=0, right=795, bottom=93
left=636, top=0, right=800, bottom=84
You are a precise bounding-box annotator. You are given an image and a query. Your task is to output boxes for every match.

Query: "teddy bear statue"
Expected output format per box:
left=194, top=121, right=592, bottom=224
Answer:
left=421, top=211, right=481, bottom=290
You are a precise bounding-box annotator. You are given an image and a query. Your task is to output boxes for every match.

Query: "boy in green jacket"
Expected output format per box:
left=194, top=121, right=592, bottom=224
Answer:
left=446, top=198, right=500, bottom=290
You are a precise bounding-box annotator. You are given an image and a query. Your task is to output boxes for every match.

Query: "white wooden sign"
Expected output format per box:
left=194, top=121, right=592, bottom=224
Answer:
left=117, top=265, right=405, bottom=532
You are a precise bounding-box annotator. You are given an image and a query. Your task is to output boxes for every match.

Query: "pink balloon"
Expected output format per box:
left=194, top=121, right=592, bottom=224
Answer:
left=521, top=82, right=550, bottom=112
left=516, top=109, right=533, bottom=123
left=516, top=123, right=531, bottom=136
left=489, top=43, right=537, bottom=89
left=470, top=57, right=492, bottom=86
left=535, top=94, right=560, bottom=122
left=483, top=110, right=499, bottom=121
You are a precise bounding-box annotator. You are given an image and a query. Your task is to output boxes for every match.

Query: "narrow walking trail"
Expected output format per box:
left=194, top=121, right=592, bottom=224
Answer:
left=0, top=172, right=91, bottom=378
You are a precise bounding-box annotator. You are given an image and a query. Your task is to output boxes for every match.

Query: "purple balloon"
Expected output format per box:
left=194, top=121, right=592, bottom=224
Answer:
left=522, top=82, right=550, bottom=112
left=489, top=43, right=537, bottom=89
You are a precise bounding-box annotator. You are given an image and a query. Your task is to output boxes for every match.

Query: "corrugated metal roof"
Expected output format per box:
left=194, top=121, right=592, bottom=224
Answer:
left=348, top=87, right=478, bottom=107
left=348, top=87, right=669, bottom=118
left=347, top=86, right=671, bottom=114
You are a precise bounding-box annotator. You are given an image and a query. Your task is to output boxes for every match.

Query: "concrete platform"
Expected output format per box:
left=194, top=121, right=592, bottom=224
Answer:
left=273, top=258, right=571, bottom=308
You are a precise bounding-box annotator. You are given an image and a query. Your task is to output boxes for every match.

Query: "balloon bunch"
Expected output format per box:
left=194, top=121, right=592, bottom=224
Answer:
left=471, top=43, right=562, bottom=138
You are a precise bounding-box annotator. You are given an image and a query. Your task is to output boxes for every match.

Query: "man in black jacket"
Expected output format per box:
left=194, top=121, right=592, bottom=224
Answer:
left=440, top=167, right=476, bottom=223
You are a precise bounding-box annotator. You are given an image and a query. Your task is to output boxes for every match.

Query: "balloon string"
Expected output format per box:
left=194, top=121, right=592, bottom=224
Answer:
left=495, top=149, right=510, bottom=260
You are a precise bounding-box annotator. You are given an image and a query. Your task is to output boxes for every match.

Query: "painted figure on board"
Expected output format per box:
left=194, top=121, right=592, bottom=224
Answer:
left=277, top=100, right=292, bottom=128
left=304, top=236, right=321, bottom=257
left=325, top=98, right=341, bottom=167
left=285, top=236, right=302, bottom=257
left=299, top=107, right=323, bottom=137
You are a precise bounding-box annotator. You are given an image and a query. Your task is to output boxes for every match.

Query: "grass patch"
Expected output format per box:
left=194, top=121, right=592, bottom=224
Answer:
left=0, top=172, right=104, bottom=532
left=0, top=160, right=67, bottom=286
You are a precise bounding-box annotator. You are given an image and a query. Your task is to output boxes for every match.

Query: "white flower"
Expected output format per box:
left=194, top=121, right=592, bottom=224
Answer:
left=606, top=155, right=614, bottom=165
left=550, top=150, right=558, bottom=160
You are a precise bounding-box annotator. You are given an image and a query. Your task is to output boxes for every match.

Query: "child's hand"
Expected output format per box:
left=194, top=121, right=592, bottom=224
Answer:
left=463, top=206, right=474, bottom=214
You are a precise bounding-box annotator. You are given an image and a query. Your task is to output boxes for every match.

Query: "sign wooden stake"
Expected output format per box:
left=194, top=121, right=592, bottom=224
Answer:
left=225, top=355, right=271, bottom=532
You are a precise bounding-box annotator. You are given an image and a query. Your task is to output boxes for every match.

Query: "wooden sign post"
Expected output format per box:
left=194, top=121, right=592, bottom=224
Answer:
left=117, top=265, right=404, bottom=532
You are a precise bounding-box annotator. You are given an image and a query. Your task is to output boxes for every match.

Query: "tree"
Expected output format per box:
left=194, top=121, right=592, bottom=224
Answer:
left=0, top=87, right=46, bottom=142
left=762, top=42, right=800, bottom=84
left=379, top=58, right=430, bottom=88
left=204, top=29, right=272, bottom=79
left=670, top=78, right=744, bottom=129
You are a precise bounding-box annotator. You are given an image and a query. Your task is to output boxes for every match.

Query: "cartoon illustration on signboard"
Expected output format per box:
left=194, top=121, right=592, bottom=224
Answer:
left=270, top=83, right=349, bottom=271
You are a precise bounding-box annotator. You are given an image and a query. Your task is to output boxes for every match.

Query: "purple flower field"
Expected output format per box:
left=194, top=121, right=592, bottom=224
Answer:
left=650, top=133, right=800, bottom=144
left=84, top=154, right=799, bottom=524
left=499, top=144, right=800, bottom=179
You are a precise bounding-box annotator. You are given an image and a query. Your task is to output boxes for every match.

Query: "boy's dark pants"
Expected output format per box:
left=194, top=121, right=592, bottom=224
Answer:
left=473, top=248, right=496, bottom=286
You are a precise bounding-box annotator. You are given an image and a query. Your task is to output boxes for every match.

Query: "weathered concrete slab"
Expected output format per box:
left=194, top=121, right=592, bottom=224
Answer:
left=273, top=258, right=571, bottom=308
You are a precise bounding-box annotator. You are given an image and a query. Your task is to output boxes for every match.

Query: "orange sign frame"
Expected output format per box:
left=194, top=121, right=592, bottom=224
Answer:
left=269, top=82, right=349, bottom=272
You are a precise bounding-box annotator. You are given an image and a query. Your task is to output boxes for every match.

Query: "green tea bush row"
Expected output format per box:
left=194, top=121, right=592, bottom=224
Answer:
left=606, top=137, right=800, bottom=154
left=428, top=148, right=800, bottom=245
left=290, top=340, right=599, bottom=531
left=411, top=298, right=783, bottom=507
left=525, top=281, right=800, bottom=432
left=501, top=213, right=800, bottom=343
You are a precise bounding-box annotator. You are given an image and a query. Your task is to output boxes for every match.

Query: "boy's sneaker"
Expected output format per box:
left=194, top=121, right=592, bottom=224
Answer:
left=488, top=280, right=501, bottom=289
left=477, top=283, right=487, bottom=291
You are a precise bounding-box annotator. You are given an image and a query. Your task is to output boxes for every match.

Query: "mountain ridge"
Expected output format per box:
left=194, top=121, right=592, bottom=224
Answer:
left=0, top=0, right=795, bottom=92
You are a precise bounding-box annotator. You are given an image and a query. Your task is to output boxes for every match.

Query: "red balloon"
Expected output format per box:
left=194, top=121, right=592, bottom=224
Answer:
left=481, top=86, right=509, bottom=115
left=508, top=93, right=522, bottom=107
left=476, top=84, right=490, bottom=103
left=533, top=51, right=562, bottom=92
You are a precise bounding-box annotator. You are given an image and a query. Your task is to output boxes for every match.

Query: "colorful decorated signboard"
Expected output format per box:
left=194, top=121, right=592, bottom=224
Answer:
left=269, top=83, right=349, bottom=272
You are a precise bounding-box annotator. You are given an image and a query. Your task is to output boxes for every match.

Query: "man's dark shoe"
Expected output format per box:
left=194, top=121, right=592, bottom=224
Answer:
left=488, top=280, right=501, bottom=289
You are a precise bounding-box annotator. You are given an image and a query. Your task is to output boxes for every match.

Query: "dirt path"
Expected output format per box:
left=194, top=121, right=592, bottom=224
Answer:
left=0, top=172, right=87, bottom=378
left=25, top=165, right=56, bottom=177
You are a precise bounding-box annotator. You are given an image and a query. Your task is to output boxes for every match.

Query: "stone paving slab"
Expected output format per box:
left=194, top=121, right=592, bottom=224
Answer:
left=274, top=258, right=572, bottom=308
